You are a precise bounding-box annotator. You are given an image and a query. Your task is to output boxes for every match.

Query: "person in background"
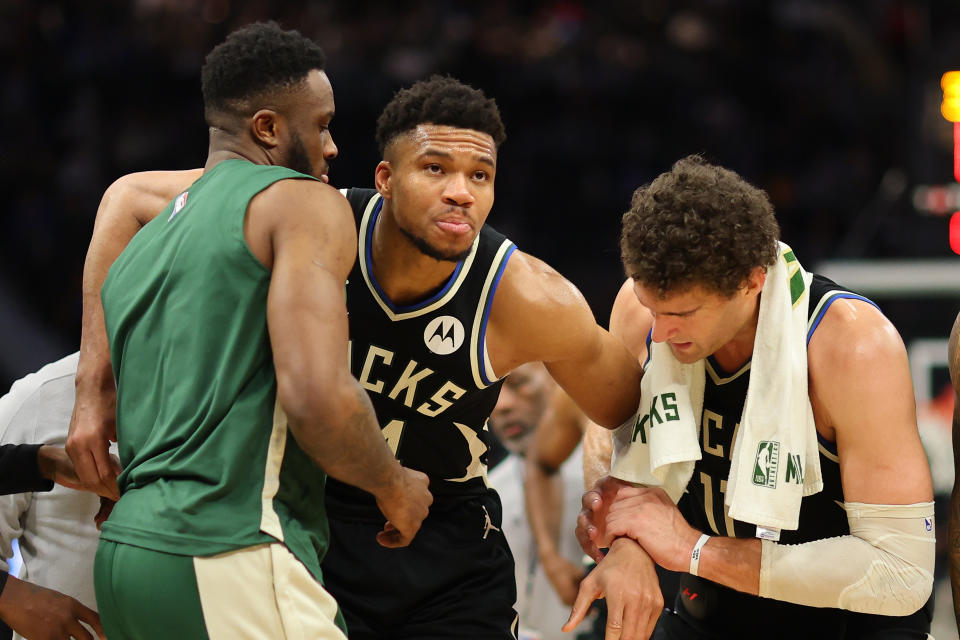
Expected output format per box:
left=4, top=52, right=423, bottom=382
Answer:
left=0, top=352, right=105, bottom=640
left=489, top=361, right=591, bottom=639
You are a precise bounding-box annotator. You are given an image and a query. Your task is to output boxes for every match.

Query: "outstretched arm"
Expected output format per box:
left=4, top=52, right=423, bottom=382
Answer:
left=948, top=311, right=960, bottom=632
left=524, top=387, right=587, bottom=605
left=256, top=179, right=431, bottom=547
left=67, top=169, right=202, bottom=499
left=576, top=278, right=652, bottom=554
left=487, top=254, right=643, bottom=428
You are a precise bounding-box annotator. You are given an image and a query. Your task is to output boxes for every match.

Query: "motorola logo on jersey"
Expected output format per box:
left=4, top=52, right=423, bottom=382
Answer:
left=423, top=316, right=465, bottom=355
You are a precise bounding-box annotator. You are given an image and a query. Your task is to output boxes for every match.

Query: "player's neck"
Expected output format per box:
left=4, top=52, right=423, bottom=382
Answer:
left=710, top=297, right=760, bottom=373
left=205, top=130, right=267, bottom=171
left=369, top=208, right=460, bottom=306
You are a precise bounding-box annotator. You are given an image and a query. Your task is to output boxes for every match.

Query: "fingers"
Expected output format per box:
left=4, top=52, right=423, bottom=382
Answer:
left=79, top=607, right=105, bottom=640
left=69, top=447, right=103, bottom=493
left=581, top=488, right=602, bottom=511
left=94, top=497, right=116, bottom=530
left=376, top=522, right=411, bottom=548
left=65, top=601, right=101, bottom=640
left=562, top=575, right=600, bottom=633
left=67, top=437, right=120, bottom=500
left=605, top=604, right=625, bottom=640
left=92, top=446, right=121, bottom=500
left=576, top=510, right=603, bottom=562
left=66, top=619, right=95, bottom=640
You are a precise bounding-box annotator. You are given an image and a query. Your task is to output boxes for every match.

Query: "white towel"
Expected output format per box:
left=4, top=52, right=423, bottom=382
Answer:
left=610, top=242, right=822, bottom=533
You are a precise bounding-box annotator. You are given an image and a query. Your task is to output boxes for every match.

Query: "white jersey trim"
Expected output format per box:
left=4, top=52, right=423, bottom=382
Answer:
left=705, top=358, right=751, bottom=385
left=469, top=239, right=515, bottom=388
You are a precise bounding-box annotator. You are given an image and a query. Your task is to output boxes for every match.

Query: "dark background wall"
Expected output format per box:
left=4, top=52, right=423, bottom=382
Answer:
left=1, top=0, right=959, bottom=388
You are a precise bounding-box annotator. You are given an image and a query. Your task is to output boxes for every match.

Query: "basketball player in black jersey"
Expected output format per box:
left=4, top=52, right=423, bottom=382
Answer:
left=68, top=75, right=644, bottom=638
left=566, top=156, right=934, bottom=639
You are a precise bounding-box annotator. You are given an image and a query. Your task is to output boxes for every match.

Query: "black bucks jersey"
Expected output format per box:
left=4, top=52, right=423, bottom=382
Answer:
left=662, top=274, right=932, bottom=637
left=326, top=188, right=516, bottom=514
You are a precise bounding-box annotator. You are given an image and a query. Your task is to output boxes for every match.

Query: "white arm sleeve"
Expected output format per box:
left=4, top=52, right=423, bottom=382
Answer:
left=758, top=502, right=935, bottom=616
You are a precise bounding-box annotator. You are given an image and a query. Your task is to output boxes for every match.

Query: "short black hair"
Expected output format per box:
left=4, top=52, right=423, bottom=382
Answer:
left=201, top=21, right=326, bottom=125
left=375, top=75, right=506, bottom=154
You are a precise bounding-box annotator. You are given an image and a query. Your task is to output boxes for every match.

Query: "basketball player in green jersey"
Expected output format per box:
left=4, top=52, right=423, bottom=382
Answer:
left=69, top=23, right=431, bottom=639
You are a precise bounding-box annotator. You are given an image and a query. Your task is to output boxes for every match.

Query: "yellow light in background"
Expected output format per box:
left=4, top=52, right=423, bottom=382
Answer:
left=943, top=71, right=960, bottom=122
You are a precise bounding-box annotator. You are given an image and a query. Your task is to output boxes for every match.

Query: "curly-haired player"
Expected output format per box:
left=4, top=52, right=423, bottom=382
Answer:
left=71, top=69, right=644, bottom=638
left=570, top=156, right=934, bottom=639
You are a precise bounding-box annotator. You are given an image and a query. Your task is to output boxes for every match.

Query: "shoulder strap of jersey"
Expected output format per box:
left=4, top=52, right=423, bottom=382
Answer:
left=340, top=188, right=380, bottom=226
left=806, top=273, right=879, bottom=344
left=469, top=223, right=517, bottom=387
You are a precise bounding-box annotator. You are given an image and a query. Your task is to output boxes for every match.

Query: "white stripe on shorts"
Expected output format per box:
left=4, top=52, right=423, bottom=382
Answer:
left=194, top=543, right=346, bottom=640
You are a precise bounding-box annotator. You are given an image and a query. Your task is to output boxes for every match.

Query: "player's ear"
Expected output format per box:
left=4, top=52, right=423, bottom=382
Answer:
left=742, top=266, right=766, bottom=297
left=375, top=161, right=393, bottom=199
left=250, top=109, right=282, bottom=148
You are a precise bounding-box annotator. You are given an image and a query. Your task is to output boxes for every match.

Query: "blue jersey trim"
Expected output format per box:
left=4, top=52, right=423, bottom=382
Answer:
left=806, top=293, right=878, bottom=345
left=477, top=244, right=517, bottom=385
left=364, top=200, right=466, bottom=313
left=816, top=431, right=839, bottom=456
left=643, top=329, right=653, bottom=369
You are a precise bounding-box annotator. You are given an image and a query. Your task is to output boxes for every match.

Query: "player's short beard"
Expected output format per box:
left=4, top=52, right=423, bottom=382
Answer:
left=286, top=132, right=314, bottom=178
left=398, top=225, right=472, bottom=263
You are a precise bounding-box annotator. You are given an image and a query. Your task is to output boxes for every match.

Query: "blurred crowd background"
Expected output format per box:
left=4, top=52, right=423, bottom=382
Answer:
left=2, top=0, right=958, bottom=387
left=2, top=0, right=960, bottom=636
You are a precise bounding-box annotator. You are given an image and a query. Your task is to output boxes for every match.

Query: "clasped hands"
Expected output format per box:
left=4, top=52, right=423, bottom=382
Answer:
left=561, top=476, right=702, bottom=640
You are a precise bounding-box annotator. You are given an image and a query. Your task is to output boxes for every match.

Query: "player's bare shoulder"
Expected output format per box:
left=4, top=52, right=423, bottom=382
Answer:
left=247, top=178, right=357, bottom=271
left=493, top=250, right=590, bottom=314
left=252, top=178, right=354, bottom=233
left=107, top=168, right=203, bottom=225
left=807, top=296, right=907, bottom=378
left=610, top=278, right=653, bottom=362
left=486, top=250, right=597, bottom=370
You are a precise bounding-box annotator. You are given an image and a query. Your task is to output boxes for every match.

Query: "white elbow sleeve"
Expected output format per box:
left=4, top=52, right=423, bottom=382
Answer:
left=758, top=502, right=935, bottom=615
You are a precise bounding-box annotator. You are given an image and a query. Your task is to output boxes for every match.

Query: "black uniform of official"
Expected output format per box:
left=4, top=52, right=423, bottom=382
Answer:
left=321, top=189, right=519, bottom=639
left=654, top=275, right=932, bottom=640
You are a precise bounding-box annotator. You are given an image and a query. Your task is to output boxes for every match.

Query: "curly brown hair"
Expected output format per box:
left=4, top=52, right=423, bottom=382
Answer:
left=375, top=75, right=506, bottom=154
left=620, top=155, right=780, bottom=298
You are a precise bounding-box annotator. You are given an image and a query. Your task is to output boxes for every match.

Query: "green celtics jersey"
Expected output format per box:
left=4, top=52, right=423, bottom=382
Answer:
left=100, top=159, right=330, bottom=581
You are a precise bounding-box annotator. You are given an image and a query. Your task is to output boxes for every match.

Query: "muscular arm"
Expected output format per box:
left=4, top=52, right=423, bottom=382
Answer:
left=487, top=254, right=643, bottom=428
left=524, top=387, right=587, bottom=605
left=581, top=279, right=652, bottom=487
left=68, top=169, right=201, bottom=497
left=258, top=180, right=430, bottom=545
left=948, top=311, right=960, bottom=631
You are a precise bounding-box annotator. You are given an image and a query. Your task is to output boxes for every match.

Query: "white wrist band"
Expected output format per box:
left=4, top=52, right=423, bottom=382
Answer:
left=689, top=533, right=710, bottom=576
